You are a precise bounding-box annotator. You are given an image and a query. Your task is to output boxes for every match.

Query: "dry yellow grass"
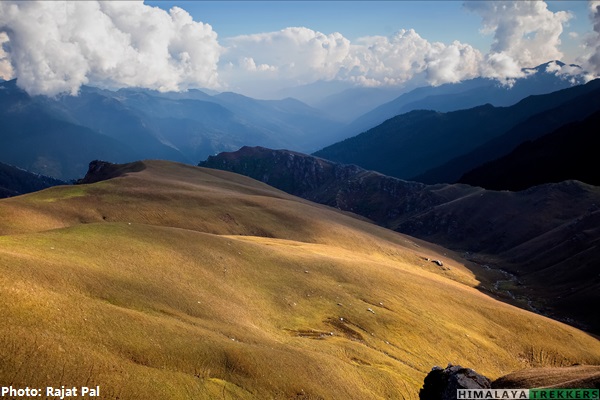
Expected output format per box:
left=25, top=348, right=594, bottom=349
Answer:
left=493, top=365, right=600, bottom=388
left=0, top=160, right=598, bottom=399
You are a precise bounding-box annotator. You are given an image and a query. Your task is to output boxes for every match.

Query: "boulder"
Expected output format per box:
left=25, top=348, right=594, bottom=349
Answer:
left=419, top=363, right=491, bottom=400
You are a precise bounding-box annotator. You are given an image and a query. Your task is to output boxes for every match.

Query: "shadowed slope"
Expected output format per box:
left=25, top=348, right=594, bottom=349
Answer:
left=458, top=110, right=600, bottom=190
left=1, top=160, right=598, bottom=399
left=201, top=147, right=600, bottom=333
left=0, top=161, right=65, bottom=198
left=314, top=79, right=600, bottom=182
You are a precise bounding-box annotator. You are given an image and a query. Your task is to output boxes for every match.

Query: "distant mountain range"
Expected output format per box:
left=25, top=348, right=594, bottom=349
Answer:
left=0, top=80, right=140, bottom=180
left=274, top=79, right=415, bottom=118
left=0, top=161, right=65, bottom=198
left=0, top=60, right=592, bottom=183
left=314, top=78, right=600, bottom=186
left=310, top=86, right=411, bottom=123
left=0, top=80, right=343, bottom=180
left=416, top=81, right=600, bottom=186
left=340, top=61, right=586, bottom=140
left=201, top=146, right=600, bottom=333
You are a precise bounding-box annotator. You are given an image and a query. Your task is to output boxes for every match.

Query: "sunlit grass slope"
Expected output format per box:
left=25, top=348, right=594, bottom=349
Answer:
left=1, top=160, right=598, bottom=399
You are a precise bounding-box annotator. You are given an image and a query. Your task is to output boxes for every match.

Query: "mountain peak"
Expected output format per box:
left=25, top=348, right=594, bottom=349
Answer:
left=529, top=60, right=565, bottom=70
left=523, top=60, right=585, bottom=77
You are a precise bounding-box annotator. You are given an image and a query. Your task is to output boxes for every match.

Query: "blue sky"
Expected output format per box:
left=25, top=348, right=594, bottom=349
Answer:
left=1, top=1, right=598, bottom=98
left=146, top=2, right=482, bottom=41
left=146, top=1, right=592, bottom=61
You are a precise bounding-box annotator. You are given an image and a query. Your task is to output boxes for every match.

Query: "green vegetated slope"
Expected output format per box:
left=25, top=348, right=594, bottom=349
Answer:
left=0, top=160, right=598, bottom=400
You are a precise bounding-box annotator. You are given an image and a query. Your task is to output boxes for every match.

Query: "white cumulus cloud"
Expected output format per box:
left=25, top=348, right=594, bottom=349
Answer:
left=465, top=1, right=572, bottom=80
left=424, top=40, right=484, bottom=85
left=345, top=30, right=483, bottom=86
left=0, top=32, right=13, bottom=80
left=579, top=0, right=600, bottom=76
left=221, top=1, right=578, bottom=96
left=221, top=27, right=483, bottom=96
left=0, top=1, right=221, bottom=96
left=219, top=27, right=351, bottom=95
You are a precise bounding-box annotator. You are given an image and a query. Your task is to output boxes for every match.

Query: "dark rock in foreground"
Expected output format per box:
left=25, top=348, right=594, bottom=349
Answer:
left=419, top=364, right=491, bottom=400
left=419, top=364, right=600, bottom=399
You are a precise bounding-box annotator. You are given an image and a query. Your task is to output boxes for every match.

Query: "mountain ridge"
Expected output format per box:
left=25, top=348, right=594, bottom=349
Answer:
left=456, top=109, right=600, bottom=190
left=341, top=61, right=586, bottom=141
left=416, top=81, right=600, bottom=184
left=314, top=78, right=600, bottom=182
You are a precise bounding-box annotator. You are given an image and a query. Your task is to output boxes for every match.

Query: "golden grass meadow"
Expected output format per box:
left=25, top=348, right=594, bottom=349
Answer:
left=1, top=160, right=599, bottom=399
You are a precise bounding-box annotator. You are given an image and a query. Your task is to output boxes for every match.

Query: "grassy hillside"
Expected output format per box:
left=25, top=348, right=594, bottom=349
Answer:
left=493, top=365, right=600, bottom=389
left=1, top=160, right=598, bottom=399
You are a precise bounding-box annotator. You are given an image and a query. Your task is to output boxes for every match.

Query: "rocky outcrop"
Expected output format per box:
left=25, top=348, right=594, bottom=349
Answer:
left=419, top=364, right=492, bottom=400
left=76, top=160, right=146, bottom=185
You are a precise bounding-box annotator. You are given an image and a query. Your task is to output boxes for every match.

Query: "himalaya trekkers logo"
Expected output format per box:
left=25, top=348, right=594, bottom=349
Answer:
left=457, top=389, right=600, bottom=399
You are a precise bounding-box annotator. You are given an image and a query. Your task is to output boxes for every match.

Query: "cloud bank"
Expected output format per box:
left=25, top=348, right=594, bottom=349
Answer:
left=0, top=32, right=12, bottom=80
left=208, top=0, right=586, bottom=95
left=347, top=31, right=483, bottom=87
left=0, top=1, right=220, bottom=96
left=221, top=28, right=484, bottom=96
left=580, top=1, right=600, bottom=74
left=0, top=0, right=595, bottom=97
left=219, top=27, right=351, bottom=94
left=465, top=0, right=572, bottom=80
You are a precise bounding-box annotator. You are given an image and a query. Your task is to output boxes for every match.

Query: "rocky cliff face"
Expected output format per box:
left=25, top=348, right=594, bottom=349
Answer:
left=200, top=147, right=600, bottom=333
left=76, top=160, right=146, bottom=184
left=200, top=146, right=472, bottom=225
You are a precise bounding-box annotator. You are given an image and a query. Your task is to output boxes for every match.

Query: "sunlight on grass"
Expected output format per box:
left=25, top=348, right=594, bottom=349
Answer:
left=0, top=161, right=598, bottom=399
